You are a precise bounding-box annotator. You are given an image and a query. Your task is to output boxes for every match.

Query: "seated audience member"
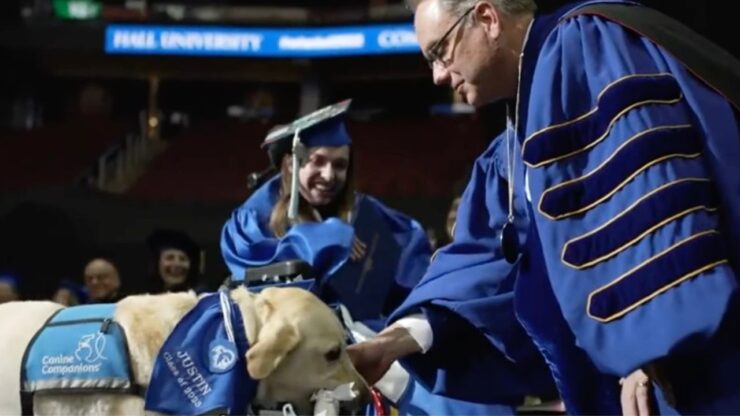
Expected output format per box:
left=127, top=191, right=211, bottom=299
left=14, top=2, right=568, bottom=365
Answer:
left=0, top=273, right=20, bottom=303
left=51, top=279, right=89, bottom=306
left=83, top=256, right=123, bottom=303
left=146, top=228, right=203, bottom=294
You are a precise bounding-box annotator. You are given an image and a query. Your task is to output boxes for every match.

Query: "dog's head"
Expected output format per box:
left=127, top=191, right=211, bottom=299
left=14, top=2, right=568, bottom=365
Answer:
left=232, top=286, right=368, bottom=412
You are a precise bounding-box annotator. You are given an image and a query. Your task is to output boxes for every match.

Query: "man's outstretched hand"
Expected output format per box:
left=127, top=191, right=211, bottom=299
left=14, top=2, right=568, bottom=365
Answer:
left=346, top=325, right=423, bottom=385
left=346, top=339, right=394, bottom=385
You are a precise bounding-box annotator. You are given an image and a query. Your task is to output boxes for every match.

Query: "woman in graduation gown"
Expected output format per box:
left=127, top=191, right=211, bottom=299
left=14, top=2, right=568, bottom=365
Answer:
left=220, top=100, right=429, bottom=319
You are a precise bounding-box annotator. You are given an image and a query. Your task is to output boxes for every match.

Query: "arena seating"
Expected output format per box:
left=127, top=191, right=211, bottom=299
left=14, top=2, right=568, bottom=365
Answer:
left=126, top=120, right=272, bottom=202
left=0, top=116, right=132, bottom=193
left=126, top=116, right=487, bottom=202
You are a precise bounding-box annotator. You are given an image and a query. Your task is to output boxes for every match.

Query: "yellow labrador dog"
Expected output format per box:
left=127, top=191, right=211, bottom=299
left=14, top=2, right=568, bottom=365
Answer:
left=0, top=286, right=367, bottom=415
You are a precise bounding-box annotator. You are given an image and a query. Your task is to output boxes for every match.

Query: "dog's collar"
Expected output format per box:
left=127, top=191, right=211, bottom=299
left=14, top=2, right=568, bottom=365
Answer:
left=218, top=288, right=251, bottom=362
left=219, top=288, right=260, bottom=406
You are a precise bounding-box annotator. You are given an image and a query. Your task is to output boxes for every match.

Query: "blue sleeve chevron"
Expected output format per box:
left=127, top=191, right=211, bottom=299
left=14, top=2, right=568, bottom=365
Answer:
left=522, top=13, right=740, bottom=376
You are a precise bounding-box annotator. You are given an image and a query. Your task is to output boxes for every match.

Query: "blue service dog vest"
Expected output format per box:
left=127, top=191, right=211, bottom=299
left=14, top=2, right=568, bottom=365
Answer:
left=21, top=304, right=136, bottom=394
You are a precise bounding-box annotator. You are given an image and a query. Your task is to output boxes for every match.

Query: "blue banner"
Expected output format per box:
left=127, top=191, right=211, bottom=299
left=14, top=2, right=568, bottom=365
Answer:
left=105, top=23, right=420, bottom=57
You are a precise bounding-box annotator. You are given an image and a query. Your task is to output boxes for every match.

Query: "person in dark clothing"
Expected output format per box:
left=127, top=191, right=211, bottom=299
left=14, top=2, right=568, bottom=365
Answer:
left=82, top=256, right=123, bottom=303
left=146, top=228, right=203, bottom=294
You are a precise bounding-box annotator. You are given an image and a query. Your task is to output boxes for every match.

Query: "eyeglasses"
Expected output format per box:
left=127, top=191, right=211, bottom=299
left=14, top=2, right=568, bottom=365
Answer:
left=425, top=5, right=476, bottom=69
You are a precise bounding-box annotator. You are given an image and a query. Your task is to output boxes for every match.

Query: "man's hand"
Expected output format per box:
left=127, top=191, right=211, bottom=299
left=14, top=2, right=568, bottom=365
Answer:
left=347, top=325, right=422, bottom=385
left=350, top=237, right=367, bottom=262
left=620, top=368, right=651, bottom=416
left=346, top=338, right=394, bottom=386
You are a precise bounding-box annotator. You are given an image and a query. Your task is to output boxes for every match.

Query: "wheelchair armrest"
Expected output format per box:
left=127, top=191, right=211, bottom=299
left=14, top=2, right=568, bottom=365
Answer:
left=244, top=260, right=314, bottom=285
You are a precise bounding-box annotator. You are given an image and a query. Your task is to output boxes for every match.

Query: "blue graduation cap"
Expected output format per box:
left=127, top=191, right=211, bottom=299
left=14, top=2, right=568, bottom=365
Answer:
left=262, top=99, right=352, bottom=150
left=261, top=99, right=353, bottom=223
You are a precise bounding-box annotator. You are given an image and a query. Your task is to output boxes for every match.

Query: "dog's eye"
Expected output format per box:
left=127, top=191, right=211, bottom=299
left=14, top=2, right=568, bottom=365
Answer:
left=324, top=346, right=341, bottom=362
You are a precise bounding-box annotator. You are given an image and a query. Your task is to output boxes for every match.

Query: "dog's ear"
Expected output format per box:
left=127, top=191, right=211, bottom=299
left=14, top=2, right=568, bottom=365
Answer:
left=246, top=296, right=301, bottom=380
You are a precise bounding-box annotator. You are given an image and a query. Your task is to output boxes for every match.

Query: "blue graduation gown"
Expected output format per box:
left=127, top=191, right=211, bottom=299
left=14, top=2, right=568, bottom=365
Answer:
left=515, top=0, right=740, bottom=413
left=390, top=135, right=556, bottom=407
left=221, top=175, right=430, bottom=303
left=222, top=175, right=352, bottom=281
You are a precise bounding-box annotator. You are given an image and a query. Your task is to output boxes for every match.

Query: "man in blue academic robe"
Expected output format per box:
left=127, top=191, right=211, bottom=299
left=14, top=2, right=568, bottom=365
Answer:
left=348, top=1, right=740, bottom=414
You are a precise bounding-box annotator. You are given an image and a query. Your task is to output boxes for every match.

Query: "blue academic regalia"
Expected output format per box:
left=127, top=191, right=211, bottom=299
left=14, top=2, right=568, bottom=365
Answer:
left=390, top=135, right=557, bottom=410
left=221, top=174, right=428, bottom=300
left=514, top=0, right=740, bottom=413
left=222, top=174, right=353, bottom=282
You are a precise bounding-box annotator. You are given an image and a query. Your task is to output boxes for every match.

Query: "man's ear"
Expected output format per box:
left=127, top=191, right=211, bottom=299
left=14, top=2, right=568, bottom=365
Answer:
left=245, top=297, right=301, bottom=380
left=475, top=1, right=501, bottom=40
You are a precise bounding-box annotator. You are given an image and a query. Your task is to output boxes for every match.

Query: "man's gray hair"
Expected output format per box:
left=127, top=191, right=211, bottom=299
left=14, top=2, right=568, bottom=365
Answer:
left=407, top=0, right=537, bottom=17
